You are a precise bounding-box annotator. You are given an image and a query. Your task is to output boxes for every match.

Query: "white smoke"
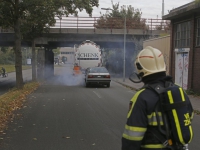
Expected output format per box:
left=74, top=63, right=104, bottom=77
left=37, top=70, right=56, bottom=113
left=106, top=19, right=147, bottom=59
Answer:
left=53, top=63, right=85, bottom=86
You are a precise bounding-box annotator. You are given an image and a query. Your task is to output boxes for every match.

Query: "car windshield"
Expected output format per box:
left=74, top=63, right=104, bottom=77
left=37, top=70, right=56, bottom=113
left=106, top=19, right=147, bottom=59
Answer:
left=89, top=67, right=109, bottom=73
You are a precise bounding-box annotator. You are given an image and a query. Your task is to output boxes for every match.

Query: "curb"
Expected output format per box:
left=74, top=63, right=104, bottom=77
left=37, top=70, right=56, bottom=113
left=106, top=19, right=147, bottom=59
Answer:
left=112, top=79, right=139, bottom=91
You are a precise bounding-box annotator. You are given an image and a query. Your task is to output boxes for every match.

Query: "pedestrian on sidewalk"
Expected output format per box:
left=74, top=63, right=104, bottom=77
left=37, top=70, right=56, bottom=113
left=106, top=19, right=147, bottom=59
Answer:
left=121, top=46, right=193, bottom=150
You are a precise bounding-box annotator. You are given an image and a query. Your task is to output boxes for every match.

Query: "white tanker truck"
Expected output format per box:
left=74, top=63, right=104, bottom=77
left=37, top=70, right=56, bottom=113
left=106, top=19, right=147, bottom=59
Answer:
left=74, top=40, right=102, bottom=71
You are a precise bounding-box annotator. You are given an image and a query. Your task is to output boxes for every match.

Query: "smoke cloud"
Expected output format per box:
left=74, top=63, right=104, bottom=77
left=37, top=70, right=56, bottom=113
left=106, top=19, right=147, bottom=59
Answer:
left=52, top=63, right=85, bottom=86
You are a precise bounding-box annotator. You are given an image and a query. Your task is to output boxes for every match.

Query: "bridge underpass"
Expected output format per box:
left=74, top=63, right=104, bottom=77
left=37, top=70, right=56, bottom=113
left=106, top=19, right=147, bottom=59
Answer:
left=0, top=28, right=168, bottom=80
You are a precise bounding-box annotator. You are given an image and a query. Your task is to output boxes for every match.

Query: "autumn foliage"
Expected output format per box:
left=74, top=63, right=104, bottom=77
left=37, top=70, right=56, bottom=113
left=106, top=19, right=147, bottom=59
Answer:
left=0, top=82, right=40, bottom=132
left=94, top=2, right=147, bottom=30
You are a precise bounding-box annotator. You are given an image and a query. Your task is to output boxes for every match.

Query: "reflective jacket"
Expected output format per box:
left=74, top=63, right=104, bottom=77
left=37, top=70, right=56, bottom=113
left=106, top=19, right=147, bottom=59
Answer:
left=121, top=78, right=193, bottom=150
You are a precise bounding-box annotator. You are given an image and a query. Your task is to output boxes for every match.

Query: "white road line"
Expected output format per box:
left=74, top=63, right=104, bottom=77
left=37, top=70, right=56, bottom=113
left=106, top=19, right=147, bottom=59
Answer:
left=93, top=91, right=101, bottom=98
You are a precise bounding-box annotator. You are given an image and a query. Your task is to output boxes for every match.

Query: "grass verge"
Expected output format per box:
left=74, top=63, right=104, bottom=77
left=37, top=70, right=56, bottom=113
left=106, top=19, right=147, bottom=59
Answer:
left=0, top=64, right=32, bottom=73
left=0, top=81, right=40, bottom=132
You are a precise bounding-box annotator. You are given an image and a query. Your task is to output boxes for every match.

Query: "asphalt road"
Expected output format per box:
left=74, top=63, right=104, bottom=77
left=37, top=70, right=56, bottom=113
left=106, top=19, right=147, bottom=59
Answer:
left=0, top=65, right=199, bottom=150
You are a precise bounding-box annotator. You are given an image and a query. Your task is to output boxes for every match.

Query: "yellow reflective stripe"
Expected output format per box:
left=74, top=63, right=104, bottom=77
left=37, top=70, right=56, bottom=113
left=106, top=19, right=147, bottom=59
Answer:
left=122, top=133, right=143, bottom=141
left=147, top=112, right=162, bottom=118
left=168, top=91, right=185, bottom=145
left=141, top=144, right=166, bottom=148
left=191, top=112, right=194, bottom=120
left=123, top=125, right=147, bottom=141
left=188, top=125, right=193, bottom=143
left=179, top=88, right=185, bottom=101
left=179, top=87, right=193, bottom=143
left=167, top=91, right=174, bottom=104
left=147, top=112, right=164, bottom=126
left=127, top=89, right=145, bottom=118
left=148, top=121, right=164, bottom=126
left=125, top=125, right=147, bottom=132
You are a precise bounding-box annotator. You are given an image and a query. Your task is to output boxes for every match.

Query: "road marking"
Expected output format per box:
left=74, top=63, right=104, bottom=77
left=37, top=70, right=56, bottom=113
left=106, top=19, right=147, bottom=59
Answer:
left=93, top=91, right=101, bottom=98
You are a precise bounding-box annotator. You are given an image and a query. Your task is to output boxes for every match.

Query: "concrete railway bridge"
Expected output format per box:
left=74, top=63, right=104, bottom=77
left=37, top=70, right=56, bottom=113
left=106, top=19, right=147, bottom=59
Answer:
left=0, top=17, right=169, bottom=79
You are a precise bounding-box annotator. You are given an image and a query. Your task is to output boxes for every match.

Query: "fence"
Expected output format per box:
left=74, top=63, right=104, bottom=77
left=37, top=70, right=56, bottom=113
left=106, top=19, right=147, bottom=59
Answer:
left=0, top=17, right=170, bottom=33
left=52, top=16, right=170, bottom=31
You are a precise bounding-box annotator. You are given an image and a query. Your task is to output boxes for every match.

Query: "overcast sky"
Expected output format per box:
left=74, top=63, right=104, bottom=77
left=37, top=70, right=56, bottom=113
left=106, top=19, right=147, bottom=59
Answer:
left=78, top=0, right=193, bottom=19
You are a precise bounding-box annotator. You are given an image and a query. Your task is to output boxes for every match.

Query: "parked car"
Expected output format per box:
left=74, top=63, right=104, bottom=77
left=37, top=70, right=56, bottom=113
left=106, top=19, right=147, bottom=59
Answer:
left=85, top=67, right=111, bottom=88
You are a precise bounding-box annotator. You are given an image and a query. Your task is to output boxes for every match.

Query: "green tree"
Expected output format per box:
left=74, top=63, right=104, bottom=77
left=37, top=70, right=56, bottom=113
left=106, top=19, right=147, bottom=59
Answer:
left=95, top=0, right=146, bottom=29
left=0, top=47, right=8, bottom=53
left=0, top=47, right=15, bottom=64
left=194, top=0, right=200, bottom=4
left=21, top=1, right=58, bottom=81
left=0, top=0, right=99, bottom=89
left=52, top=48, right=60, bottom=56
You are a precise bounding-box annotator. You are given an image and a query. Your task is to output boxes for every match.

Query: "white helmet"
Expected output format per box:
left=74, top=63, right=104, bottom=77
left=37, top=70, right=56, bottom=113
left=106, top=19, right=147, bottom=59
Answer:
left=135, top=46, right=166, bottom=77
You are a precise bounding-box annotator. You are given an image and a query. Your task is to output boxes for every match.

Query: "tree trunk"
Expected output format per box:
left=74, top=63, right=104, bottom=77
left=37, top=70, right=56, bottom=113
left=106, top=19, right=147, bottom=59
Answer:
left=31, top=39, right=37, bottom=81
left=14, top=17, right=24, bottom=89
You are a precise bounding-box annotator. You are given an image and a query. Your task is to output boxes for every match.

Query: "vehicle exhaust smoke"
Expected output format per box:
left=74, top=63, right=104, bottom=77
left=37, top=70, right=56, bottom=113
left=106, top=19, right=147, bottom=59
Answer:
left=53, top=63, right=85, bottom=86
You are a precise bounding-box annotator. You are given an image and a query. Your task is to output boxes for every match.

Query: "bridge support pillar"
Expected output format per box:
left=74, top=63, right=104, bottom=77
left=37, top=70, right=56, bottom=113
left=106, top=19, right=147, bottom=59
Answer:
left=37, top=47, right=54, bottom=80
left=44, top=48, right=54, bottom=79
left=37, top=48, right=45, bottom=80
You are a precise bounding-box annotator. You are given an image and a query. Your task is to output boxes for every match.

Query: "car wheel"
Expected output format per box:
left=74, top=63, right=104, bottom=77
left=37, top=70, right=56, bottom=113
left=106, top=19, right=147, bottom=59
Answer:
left=107, top=83, right=110, bottom=88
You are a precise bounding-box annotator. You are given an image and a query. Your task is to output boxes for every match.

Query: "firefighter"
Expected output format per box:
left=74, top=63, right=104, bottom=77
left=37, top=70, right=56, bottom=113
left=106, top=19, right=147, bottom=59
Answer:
left=121, top=46, right=193, bottom=150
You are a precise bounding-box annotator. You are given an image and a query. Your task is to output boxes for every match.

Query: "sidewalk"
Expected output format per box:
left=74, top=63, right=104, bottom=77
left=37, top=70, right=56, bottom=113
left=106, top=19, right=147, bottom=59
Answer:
left=112, top=78, right=200, bottom=111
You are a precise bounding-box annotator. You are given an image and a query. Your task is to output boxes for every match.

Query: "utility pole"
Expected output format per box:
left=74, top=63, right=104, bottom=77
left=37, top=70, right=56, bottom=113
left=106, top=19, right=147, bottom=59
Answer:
left=162, top=0, right=164, bottom=16
left=123, top=8, right=126, bottom=82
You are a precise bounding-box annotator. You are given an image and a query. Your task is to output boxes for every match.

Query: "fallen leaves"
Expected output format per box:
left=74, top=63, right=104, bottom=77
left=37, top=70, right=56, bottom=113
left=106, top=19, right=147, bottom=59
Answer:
left=62, top=136, right=70, bottom=139
left=0, top=82, right=40, bottom=132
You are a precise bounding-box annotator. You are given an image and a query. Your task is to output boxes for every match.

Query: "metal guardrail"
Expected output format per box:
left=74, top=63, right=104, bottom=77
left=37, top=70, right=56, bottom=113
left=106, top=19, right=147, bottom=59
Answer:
left=53, top=17, right=170, bottom=30
left=0, top=17, right=170, bottom=33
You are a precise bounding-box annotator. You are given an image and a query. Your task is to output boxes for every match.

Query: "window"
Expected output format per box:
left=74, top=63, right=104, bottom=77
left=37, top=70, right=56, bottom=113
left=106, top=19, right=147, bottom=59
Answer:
left=197, top=18, right=200, bottom=46
left=174, top=21, right=191, bottom=48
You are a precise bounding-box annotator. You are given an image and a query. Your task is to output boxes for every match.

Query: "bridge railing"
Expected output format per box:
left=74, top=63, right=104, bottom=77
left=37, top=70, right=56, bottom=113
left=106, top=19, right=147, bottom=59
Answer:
left=53, top=17, right=170, bottom=31
left=0, top=17, right=170, bottom=33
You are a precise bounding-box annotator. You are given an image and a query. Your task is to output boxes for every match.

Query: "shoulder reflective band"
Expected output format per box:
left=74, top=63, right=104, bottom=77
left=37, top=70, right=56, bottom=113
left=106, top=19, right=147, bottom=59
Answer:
left=127, top=89, right=145, bottom=118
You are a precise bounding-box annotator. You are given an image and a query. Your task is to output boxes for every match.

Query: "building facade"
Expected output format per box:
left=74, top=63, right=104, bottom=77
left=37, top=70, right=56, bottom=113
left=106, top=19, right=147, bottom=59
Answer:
left=59, top=47, right=75, bottom=64
left=163, top=2, right=200, bottom=92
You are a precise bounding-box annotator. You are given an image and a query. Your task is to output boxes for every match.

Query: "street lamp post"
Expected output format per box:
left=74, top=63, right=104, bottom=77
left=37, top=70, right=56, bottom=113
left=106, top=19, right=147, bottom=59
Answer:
left=101, top=7, right=126, bottom=82
left=57, top=8, right=64, bottom=33
left=123, top=6, right=126, bottom=82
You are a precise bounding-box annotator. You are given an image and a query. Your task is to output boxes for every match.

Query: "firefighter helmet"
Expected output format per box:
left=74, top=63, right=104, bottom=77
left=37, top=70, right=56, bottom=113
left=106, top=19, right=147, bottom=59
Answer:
left=135, top=46, right=166, bottom=77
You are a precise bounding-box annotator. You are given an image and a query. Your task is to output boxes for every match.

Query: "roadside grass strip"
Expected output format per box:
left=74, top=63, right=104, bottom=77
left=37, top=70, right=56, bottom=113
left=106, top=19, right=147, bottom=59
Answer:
left=0, top=82, right=40, bottom=131
left=0, top=64, right=32, bottom=73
